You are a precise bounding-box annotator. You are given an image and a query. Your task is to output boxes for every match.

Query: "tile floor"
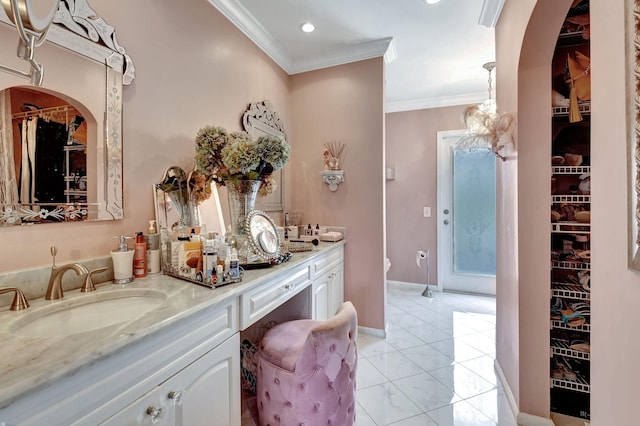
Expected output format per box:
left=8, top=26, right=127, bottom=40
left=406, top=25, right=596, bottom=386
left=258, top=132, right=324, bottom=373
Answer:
left=355, top=283, right=517, bottom=425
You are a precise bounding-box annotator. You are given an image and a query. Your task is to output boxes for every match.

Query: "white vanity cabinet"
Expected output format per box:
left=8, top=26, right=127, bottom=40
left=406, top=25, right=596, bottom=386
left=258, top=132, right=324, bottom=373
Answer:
left=312, top=245, right=344, bottom=320
left=0, top=242, right=345, bottom=426
left=0, top=299, right=239, bottom=426
left=103, top=333, right=240, bottom=426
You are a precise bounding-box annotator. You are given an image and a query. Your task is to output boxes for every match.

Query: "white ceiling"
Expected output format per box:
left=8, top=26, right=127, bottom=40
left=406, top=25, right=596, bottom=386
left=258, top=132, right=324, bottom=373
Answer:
left=208, top=0, right=502, bottom=112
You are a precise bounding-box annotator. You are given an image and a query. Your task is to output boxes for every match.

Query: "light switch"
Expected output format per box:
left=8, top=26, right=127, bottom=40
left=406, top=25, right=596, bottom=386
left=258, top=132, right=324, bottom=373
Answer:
left=423, top=207, right=431, bottom=217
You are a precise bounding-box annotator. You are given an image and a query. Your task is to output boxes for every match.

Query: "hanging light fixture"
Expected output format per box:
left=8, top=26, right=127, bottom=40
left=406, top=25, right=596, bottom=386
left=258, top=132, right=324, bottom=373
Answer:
left=457, top=61, right=514, bottom=161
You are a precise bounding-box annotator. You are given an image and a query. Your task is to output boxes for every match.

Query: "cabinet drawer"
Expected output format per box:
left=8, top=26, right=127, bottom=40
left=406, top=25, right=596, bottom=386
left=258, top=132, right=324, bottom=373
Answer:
left=240, top=265, right=311, bottom=329
left=313, top=245, right=344, bottom=278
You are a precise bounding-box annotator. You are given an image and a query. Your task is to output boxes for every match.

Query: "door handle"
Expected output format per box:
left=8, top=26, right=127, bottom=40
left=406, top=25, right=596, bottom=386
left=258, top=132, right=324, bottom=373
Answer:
left=443, top=209, right=450, bottom=215
left=443, top=220, right=449, bottom=225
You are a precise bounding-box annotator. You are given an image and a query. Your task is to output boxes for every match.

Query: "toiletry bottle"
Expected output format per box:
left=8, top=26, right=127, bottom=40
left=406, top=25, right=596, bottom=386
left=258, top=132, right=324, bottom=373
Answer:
left=313, top=224, right=320, bottom=236
left=112, top=235, right=134, bottom=284
left=133, top=232, right=147, bottom=278
left=146, top=220, right=161, bottom=274
left=306, top=224, right=312, bottom=236
left=216, top=264, right=225, bottom=283
left=218, top=240, right=229, bottom=269
left=229, top=248, right=240, bottom=279
left=203, top=238, right=218, bottom=284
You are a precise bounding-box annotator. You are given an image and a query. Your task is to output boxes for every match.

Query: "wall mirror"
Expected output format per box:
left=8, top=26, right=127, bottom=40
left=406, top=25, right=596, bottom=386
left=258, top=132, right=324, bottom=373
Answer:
left=628, top=0, right=640, bottom=271
left=242, top=100, right=286, bottom=212
left=0, top=0, right=134, bottom=225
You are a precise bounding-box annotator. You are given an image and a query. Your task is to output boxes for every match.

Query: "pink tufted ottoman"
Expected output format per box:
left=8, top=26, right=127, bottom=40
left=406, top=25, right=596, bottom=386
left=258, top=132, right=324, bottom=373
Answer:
left=256, top=302, right=358, bottom=426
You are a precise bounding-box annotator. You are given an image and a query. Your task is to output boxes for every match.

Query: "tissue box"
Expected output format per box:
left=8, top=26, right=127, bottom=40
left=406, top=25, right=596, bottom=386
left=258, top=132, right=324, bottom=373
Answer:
left=319, top=231, right=343, bottom=242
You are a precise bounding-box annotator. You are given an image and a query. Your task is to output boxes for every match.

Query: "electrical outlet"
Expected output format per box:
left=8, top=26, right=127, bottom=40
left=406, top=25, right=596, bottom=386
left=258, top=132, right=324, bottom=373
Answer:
left=423, top=207, right=431, bottom=218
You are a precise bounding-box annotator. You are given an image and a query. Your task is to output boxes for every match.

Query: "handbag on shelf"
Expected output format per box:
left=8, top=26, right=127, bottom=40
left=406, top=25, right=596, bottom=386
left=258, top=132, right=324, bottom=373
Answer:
left=566, top=51, right=591, bottom=123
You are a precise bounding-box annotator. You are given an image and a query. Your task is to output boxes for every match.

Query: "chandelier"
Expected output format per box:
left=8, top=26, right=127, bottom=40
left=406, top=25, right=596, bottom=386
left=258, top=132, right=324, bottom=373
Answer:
left=457, top=62, right=514, bottom=161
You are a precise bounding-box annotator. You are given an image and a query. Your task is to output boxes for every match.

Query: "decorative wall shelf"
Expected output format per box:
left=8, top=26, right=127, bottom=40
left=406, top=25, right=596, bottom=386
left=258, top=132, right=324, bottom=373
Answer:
left=322, top=170, right=344, bottom=191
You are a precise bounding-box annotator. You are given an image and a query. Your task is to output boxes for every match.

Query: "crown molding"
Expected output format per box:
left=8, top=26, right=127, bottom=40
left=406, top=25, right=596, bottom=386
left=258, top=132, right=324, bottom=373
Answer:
left=207, top=0, right=293, bottom=71
left=290, top=37, right=393, bottom=74
left=478, top=0, right=505, bottom=27
left=208, top=0, right=392, bottom=75
left=386, top=91, right=488, bottom=113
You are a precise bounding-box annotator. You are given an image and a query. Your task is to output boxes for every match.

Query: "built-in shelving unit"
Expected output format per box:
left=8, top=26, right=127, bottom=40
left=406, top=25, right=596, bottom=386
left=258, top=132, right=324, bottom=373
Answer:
left=549, top=1, right=591, bottom=421
left=63, top=143, right=87, bottom=204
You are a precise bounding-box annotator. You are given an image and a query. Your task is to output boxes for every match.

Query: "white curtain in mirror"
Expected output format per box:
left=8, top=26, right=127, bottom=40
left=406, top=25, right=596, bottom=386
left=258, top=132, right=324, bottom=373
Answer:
left=0, top=89, right=18, bottom=207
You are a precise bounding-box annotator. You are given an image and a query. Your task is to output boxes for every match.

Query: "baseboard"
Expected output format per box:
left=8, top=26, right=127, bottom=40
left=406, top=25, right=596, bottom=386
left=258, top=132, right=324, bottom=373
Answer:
left=517, top=412, right=555, bottom=426
left=387, top=280, right=436, bottom=291
left=494, top=360, right=519, bottom=420
left=494, top=359, right=555, bottom=426
left=358, top=325, right=386, bottom=339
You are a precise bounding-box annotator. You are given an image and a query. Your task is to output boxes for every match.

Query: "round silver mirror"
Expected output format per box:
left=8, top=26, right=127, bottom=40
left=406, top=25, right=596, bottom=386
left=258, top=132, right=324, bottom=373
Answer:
left=2, top=0, right=59, bottom=40
left=245, top=210, right=280, bottom=260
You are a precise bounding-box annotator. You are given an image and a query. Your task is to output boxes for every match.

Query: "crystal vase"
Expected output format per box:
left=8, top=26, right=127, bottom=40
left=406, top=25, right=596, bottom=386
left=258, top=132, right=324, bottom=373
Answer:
left=167, top=188, right=200, bottom=237
left=226, top=179, right=261, bottom=261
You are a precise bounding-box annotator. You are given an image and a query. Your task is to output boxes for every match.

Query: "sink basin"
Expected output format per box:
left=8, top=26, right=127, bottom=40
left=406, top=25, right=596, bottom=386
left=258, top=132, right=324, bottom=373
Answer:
left=10, top=288, right=167, bottom=338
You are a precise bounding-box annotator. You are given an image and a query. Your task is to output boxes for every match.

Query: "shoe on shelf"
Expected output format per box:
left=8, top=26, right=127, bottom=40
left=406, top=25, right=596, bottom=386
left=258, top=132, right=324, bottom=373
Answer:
left=569, top=340, right=591, bottom=353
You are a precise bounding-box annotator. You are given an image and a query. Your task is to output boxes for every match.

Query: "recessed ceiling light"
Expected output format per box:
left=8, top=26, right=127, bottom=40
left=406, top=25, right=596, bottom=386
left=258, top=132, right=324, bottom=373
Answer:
left=425, top=0, right=441, bottom=4
left=300, top=22, right=316, bottom=33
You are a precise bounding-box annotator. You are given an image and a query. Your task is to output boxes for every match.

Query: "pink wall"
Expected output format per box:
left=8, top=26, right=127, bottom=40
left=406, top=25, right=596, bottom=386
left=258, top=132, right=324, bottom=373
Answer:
left=497, top=0, right=574, bottom=418
left=290, top=58, right=386, bottom=330
left=385, top=106, right=467, bottom=285
left=496, top=0, right=640, bottom=423
left=589, top=1, right=640, bottom=423
left=0, top=1, right=387, bottom=331
left=0, top=0, right=292, bottom=270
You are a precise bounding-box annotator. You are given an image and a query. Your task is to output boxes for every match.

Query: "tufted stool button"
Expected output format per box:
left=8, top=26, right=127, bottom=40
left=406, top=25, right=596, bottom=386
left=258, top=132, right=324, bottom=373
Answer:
left=314, top=402, right=321, bottom=412
left=274, top=414, right=280, bottom=421
left=274, top=378, right=280, bottom=385
left=328, top=381, right=333, bottom=389
left=285, top=401, right=292, bottom=407
left=299, top=383, right=305, bottom=390
left=329, top=344, right=336, bottom=352
left=264, top=391, right=270, bottom=401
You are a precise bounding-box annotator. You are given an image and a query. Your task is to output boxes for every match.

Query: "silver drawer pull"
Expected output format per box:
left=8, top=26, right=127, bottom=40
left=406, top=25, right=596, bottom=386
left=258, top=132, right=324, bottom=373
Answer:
left=146, top=406, right=164, bottom=423
left=282, top=283, right=293, bottom=291
left=168, top=389, right=184, bottom=406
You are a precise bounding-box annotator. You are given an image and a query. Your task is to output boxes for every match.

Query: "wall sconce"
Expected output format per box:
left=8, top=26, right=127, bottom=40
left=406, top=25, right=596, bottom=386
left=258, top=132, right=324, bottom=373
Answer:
left=457, top=62, right=514, bottom=161
left=322, top=141, right=346, bottom=191
left=0, top=0, right=59, bottom=85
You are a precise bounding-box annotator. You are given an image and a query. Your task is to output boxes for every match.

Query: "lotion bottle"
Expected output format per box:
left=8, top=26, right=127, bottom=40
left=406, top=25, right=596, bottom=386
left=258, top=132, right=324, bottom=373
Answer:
left=146, top=220, right=161, bottom=274
left=133, top=232, right=147, bottom=278
left=112, top=235, right=134, bottom=284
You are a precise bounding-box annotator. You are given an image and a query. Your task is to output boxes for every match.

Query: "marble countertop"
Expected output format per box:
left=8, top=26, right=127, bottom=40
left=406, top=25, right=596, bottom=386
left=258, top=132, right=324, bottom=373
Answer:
left=0, top=242, right=344, bottom=410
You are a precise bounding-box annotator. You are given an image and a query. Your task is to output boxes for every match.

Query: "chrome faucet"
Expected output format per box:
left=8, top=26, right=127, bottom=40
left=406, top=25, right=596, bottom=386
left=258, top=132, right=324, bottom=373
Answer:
left=46, top=246, right=89, bottom=300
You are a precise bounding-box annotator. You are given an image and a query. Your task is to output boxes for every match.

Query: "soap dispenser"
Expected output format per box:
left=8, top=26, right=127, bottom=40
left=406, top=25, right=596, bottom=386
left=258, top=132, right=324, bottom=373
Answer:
left=111, top=235, right=134, bottom=284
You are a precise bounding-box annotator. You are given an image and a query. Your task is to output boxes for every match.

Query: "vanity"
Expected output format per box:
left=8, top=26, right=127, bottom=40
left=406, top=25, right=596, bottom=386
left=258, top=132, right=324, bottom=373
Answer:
left=0, top=242, right=344, bottom=425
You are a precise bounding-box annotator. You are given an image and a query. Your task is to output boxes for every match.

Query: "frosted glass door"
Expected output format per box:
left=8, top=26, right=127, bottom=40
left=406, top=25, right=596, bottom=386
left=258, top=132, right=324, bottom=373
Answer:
left=437, top=130, right=496, bottom=295
left=452, top=149, right=496, bottom=275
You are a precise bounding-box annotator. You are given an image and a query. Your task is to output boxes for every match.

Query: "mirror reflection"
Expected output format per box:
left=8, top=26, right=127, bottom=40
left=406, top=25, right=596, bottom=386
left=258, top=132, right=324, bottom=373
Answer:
left=2, top=87, right=91, bottom=222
